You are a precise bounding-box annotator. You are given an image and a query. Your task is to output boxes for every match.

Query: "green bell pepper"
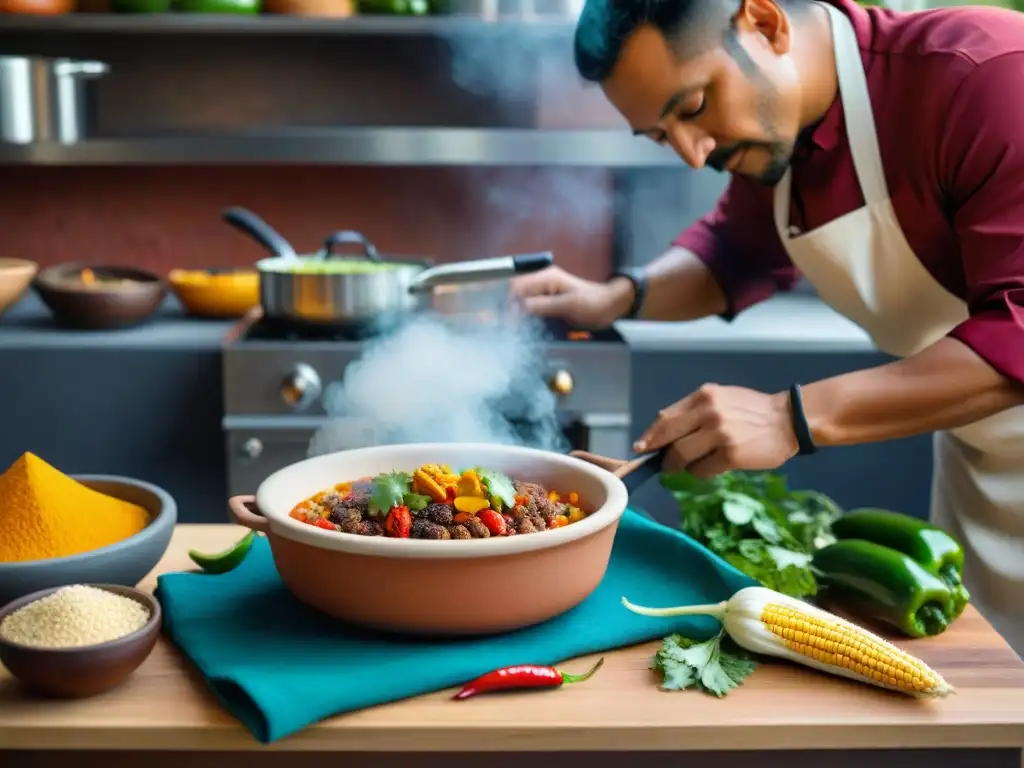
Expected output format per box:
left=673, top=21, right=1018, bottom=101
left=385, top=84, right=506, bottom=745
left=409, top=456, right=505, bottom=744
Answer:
left=831, top=508, right=969, bottom=617
left=812, top=539, right=957, bottom=638
left=172, top=0, right=260, bottom=13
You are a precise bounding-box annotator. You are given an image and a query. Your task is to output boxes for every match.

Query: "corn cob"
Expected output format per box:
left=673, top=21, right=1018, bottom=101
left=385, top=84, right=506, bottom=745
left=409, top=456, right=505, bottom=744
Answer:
left=622, top=586, right=952, bottom=698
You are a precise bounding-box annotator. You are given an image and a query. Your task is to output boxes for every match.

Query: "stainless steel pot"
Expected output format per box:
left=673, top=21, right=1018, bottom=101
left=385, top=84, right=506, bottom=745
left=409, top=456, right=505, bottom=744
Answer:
left=0, top=56, right=109, bottom=145
left=223, top=207, right=553, bottom=328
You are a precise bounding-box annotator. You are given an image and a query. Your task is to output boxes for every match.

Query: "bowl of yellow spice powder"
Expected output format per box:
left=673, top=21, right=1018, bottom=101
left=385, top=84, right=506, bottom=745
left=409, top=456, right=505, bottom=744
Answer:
left=0, top=453, right=177, bottom=607
left=0, top=583, right=161, bottom=698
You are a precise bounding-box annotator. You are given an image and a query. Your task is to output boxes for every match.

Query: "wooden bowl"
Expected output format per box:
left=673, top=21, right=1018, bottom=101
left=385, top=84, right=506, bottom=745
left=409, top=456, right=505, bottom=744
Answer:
left=168, top=267, right=260, bottom=319
left=0, top=584, right=161, bottom=699
left=228, top=443, right=629, bottom=636
left=33, top=264, right=167, bottom=330
left=0, top=258, right=38, bottom=318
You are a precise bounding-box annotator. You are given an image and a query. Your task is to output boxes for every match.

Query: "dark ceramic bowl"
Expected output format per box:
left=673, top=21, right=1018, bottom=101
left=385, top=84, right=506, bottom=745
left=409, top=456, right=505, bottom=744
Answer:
left=0, top=584, right=161, bottom=698
left=33, top=263, right=167, bottom=330
left=0, top=475, right=177, bottom=607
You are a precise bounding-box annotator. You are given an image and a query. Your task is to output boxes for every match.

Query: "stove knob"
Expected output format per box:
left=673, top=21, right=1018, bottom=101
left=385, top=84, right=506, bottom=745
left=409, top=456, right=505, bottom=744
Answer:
left=281, top=363, right=322, bottom=410
left=241, top=437, right=263, bottom=459
left=548, top=369, right=574, bottom=397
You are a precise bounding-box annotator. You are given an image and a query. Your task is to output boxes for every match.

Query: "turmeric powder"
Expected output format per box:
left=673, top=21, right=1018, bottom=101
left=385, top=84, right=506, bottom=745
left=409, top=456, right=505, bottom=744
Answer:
left=0, top=452, right=150, bottom=563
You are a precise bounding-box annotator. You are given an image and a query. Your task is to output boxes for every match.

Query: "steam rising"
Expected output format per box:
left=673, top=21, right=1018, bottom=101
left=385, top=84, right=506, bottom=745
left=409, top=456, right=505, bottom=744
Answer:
left=307, top=312, right=568, bottom=457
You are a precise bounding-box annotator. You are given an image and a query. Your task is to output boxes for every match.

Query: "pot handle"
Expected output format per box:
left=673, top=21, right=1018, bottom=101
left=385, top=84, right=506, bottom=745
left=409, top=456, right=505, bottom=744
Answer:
left=55, top=60, right=110, bottom=79
left=318, top=231, right=383, bottom=263
left=409, top=251, right=553, bottom=293
left=228, top=495, right=271, bottom=533
left=223, top=207, right=299, bottom=260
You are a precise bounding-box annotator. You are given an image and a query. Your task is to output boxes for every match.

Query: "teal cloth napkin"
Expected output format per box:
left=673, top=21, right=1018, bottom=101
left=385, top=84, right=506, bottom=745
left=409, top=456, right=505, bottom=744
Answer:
left=154, top=508, right=756, bottom=744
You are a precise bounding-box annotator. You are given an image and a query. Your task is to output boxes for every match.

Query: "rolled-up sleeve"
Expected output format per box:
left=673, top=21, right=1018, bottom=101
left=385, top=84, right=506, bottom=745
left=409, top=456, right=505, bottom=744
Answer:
left=942, top=53, right=1024, bottom=386
left=672, top=176, right=800, bottom=320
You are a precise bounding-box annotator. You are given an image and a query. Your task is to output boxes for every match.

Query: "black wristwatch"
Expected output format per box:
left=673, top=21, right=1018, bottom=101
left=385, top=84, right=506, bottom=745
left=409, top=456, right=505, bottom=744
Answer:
left=610, top=267, right=647, bottom=320
left=788, top=383, right=818, bottom=456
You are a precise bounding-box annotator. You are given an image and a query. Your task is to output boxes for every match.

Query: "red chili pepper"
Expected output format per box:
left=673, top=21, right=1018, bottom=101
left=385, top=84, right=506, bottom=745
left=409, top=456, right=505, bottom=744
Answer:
left=384, top=505, right=412, bottom=538
left=452, top=657, right=604, bottom=700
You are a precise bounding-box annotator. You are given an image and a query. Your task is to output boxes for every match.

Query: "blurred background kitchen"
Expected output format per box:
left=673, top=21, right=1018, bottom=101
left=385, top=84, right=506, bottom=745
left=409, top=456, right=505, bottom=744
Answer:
left=0, top=0, right=979, bottom=525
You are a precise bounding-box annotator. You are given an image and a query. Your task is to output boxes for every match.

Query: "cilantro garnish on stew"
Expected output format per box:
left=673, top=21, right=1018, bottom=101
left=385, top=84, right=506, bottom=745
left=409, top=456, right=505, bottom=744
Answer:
left=369, top=470, right=412, bottom=518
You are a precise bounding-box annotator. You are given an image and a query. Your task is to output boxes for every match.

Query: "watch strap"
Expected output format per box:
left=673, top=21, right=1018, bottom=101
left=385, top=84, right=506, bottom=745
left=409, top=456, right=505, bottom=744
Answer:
left=788, top=383, right=818, bottom=456
left=610, top=267, right=646, bottom=320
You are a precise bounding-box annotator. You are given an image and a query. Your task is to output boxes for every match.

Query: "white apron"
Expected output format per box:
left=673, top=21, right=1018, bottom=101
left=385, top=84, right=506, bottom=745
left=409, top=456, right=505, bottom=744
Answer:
left=774, top=2, right=1024, bottom=653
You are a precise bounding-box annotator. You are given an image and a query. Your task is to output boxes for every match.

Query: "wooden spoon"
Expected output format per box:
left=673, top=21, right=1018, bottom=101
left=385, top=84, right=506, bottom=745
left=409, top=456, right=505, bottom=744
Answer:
left=570, top=449, right=666, bottom=495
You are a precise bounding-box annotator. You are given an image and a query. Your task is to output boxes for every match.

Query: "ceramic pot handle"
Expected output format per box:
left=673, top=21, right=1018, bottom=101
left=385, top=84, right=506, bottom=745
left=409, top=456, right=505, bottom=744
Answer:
left=228, top=495, right=270, bottom=533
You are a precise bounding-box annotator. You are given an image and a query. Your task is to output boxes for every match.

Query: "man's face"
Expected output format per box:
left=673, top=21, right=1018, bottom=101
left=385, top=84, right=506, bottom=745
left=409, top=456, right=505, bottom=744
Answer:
left=601, top=0, right=803, bottom=186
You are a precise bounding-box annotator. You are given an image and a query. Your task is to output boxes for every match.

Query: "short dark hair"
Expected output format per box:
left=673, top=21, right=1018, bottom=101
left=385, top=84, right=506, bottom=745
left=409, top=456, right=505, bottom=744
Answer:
left=573, top=0, right=803, bottom=83
left=574, top=0, right=731, bottom=82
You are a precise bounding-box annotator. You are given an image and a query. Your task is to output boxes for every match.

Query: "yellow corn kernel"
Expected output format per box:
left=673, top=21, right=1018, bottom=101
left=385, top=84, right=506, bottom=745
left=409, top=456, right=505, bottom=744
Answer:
left=547, top=490, right=561, bottom=502
left=413, top=469, right=448, bottom=503
left=554, top=514, right=569, bottom=528
left=568, top=491, right=580, bottom=504
left=567, top=506, right=586, bottom=523
left=456, top=469, right=486, bottom=499
left=312, top=491, right=327, bottom=504
left=454, top=496, right=490, bottom=514
left=759, top=603, right=946, bottom=694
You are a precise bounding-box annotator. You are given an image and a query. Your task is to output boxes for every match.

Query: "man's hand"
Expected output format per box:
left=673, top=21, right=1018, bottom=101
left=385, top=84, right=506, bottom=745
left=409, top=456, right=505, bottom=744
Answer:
left=509, top=266, right=635, bottom=328
left=633, top=384, right=799, bottom=478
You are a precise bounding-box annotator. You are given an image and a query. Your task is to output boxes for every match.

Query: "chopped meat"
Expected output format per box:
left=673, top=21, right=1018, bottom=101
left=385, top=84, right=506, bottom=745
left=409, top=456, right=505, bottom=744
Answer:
left=517, top=518, right=537, bottom=534
left=359, top=520, right=385, bottom=536
left=330, top=507, right=362, bottom=527
left=449, top=524, right=472, bottom=539
left=411, top=519, right=451, bottom=540
left=464, top=516, right=490, bottom=538
left=423, top=503, right=454, bottom=526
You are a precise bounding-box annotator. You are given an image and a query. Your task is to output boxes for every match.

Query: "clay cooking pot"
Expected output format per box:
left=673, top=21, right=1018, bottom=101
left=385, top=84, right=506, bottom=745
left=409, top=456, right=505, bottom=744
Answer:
left=228, top=443, right=659, bottom=636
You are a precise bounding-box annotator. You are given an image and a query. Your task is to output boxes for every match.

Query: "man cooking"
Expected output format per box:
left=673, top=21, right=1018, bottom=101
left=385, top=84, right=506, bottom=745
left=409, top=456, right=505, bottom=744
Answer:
left=510, top=0, right=1024, bottom=651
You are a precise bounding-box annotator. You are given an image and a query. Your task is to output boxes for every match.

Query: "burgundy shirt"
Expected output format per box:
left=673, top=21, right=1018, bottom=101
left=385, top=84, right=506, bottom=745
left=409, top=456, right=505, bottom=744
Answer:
left=674, top=0, right=1024, bottom=385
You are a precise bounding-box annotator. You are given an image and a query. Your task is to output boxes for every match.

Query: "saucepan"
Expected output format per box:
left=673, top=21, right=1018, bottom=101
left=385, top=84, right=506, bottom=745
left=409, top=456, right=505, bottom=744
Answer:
left=223, top=207, right=553, bottom=331
left=226, top=443, right=664, bottom=636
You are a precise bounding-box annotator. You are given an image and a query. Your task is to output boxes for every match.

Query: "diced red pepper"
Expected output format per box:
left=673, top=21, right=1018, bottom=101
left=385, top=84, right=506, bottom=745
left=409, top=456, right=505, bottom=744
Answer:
left=385, top=505, right=412, bottom=538
left=313, top=518, right=336, bottom=531
left=477, top=508, right=506, bottom=536
left=453, top=510, right=471, bottom=526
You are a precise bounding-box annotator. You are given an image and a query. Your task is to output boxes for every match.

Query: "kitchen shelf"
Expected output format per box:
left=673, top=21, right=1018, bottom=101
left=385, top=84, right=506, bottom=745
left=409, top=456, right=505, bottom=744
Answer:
left=0, top=13, right=575, bottom=36
left=0, top=128, right=679, bottom=167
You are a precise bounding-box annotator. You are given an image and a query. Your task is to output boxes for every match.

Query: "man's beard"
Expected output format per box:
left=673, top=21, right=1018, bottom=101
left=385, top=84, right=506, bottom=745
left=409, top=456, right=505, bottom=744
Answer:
left=706, top=140, right=794, bottom=186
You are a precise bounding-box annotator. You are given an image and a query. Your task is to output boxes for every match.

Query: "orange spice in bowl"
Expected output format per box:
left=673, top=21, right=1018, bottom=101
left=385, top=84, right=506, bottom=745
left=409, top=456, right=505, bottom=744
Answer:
left=0, top=453, right=150, bottom=564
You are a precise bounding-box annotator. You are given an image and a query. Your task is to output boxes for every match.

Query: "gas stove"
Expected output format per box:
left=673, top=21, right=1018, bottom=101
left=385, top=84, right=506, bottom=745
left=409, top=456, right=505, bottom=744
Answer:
left=221, top=311, right=632, bottom=496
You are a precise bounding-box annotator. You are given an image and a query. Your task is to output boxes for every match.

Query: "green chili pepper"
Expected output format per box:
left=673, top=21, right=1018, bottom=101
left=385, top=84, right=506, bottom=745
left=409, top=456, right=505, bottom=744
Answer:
left=831, top=508, right=969, bottom=617
left=812, top=539, right=958, bottom=638
left=188, top=531, right=257, bottom=575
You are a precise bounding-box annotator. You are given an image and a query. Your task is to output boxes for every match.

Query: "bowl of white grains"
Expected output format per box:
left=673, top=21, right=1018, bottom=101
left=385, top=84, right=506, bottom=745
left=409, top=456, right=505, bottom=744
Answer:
left=0, top=583, right=161, bottom=698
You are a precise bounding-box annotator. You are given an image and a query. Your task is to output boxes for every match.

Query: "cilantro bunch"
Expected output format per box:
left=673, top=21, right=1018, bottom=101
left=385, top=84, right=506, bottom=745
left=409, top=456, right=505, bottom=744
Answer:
left=651, top=632, right=758, bottom=697
left=661, top=470, right=843, bottom=599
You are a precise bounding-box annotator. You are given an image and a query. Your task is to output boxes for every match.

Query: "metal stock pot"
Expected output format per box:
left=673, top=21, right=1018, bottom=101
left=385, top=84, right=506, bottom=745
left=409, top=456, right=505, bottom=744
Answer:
left=0, top=56, right=109, bottom=145
left=223, top=207, right=553, bottom=331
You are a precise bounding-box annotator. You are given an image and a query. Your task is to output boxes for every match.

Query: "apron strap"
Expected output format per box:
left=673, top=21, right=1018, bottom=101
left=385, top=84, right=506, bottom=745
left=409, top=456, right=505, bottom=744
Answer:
left=821, top=2, right=889, bottom=207
left=774, top=3, right=890, bottom=236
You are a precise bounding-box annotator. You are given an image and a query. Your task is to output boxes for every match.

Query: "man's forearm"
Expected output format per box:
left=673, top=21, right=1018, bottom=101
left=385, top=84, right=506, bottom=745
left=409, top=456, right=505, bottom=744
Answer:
left=608, top=247, right=728, bottom=322
left=800, top=337, right=1024, bottom=447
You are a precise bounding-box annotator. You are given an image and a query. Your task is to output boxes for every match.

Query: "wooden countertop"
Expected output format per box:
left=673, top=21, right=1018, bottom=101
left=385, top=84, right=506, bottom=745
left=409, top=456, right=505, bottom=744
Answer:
left=2, top=524, right=1024, bottom=753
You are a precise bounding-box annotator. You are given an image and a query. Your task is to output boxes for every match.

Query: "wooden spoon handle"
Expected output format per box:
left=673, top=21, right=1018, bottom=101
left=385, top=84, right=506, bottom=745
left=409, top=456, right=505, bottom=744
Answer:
left=570, top=449, right=666, bottom=494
